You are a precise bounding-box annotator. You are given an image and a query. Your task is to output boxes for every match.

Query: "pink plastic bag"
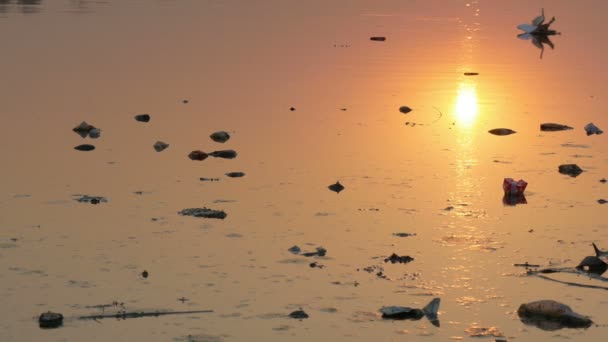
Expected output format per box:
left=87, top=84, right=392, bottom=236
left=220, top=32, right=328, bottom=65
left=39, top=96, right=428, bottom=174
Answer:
left=503, top=178, right=527, bottom=195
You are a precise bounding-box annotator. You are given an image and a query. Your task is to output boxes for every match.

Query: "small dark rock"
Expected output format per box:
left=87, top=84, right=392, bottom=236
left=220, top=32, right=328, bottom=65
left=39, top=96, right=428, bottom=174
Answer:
left=210, top=131, right=231, bottom=143
left=288, top=309, right=309, bottom=319
left=225, top=172, right=245, bottom=178
left=39, top=311, right=63, bottom=329
left=399, top=106, right=412, bottom=114
left=74, top=144, right=95, bottom=151
left=328, top=181, right=344, bottom=193
left=558, top=164, right=583, bottom=177
left=182, top=99, right=189, bottom=104
left=384, top=253, right=414, bottom=264
left=188, top=150, right=209, bottom=161
left=209, top=150, right=237, bottom=159
left=134, top=114, right=151, bottom=122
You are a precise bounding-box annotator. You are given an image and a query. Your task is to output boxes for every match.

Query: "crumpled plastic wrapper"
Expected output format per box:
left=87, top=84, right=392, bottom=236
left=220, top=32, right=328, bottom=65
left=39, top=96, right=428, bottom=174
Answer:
left=503, top=178, right=527, bottom=195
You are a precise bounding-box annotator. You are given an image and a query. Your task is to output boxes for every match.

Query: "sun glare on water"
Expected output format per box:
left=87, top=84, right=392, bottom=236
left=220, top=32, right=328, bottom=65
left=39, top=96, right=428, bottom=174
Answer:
left=455, top=83, right=478, bottom=126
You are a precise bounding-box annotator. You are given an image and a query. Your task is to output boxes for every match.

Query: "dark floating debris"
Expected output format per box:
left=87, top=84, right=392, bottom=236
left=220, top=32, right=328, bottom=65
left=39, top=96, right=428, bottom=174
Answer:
left=74, top=144, right=95, bottom=151
left=225, top=172, right=245, bottom=178
left=289, top=107, right=296, bottom=111
left=39, top=311, right=64, bottom=329
left=600, top=178, right=607, bottom=183
left=209, top=150, right=237, bottom=159
left=302, top=247, right=327, bottom=257
left=370, top=36, right=386, bottom=41
left=503, top=194, right=527, bottom=206
left=73, top=121, right=96, bottom=138
left=592, top=242, right=608, bottom=258
left=598, top=199, right=608, bottom=205
left=584, top=122, right=603, bottom=136
left=188, top=150, right=208, bottom=161
left=576, top=255, right=607, bottom=274
left=464, top=72, right=479, bottom=76
left=200, top=177, right=220, bottom=182
left=288, top=245, right=301, bottom=254
left=384, top=253, right=414, bottom=264
left=79, top=309, right=213, bottom=321
left=540, top=123, right=573, bottom=131
left=153, top=141, right=169, bottom=152
left=210, top=131, right=231, bottom=143
left=488, top=128, right=516, bottom=136
left=288, top=309, right=309, bottom=319
left=328, top=181, right=345, bottom=193
left=514, top=262, right=540, bottom=268
left=517, top=300, right=593, bottom=330
left=503, top=178, right=528, bottom=195
left=380, top=298, right=440, bottom=327
left=182, top=99, right=189, bottom=104
left=142, top=270, right=149, bottom=278
left=558, top=164, right=583, bottom=177
left=399, top=106, right=412, bottom=114
left=134, top=114, right=151, bottom=122
left=309, top=262, right=325, bottom=269
left=393, top=232, right=416, bottom=238
left=178, top=207, right=227, bottom=219
left=74, top=195, right=107, bottom=204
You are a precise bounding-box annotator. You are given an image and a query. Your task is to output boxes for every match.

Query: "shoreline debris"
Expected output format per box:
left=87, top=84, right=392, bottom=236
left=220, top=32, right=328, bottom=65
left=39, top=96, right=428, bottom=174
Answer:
left=225, top=172, right=245, bottom=178
left=74, top=195, right=107, bottom=204
left=399, top=106, right=412, bottom=114
left=288, top=309, right=309, bottom=319
left=464, top=72, right=479, bottom=76
left=79, top=309, right=213, bottom=321
left=370, top=36, right=386, bottom=41
left=384, top=253, right=414, bottom=264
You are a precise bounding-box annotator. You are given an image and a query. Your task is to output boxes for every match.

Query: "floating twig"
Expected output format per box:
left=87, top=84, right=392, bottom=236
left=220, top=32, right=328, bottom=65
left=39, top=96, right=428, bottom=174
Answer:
left=79, top=309, right=213, bottom=321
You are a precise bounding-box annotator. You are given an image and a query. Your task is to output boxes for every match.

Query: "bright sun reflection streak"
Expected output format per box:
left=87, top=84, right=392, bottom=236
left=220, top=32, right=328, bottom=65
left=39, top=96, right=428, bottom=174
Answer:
left=455, top=83, right=478, bottom=126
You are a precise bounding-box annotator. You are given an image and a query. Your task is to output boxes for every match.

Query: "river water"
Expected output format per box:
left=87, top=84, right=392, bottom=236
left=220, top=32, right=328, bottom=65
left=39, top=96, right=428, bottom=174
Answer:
left=1, top=0, right=608, bottom=341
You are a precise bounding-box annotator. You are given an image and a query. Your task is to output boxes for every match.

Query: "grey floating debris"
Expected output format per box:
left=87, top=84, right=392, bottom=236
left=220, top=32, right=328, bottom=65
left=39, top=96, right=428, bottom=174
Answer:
left=153, top=141, right=169, bottom=152
left=380, top=298, right=440, bottom=327
left=288, top=309, right=309, bottom=319
left=393, top=232, right=416, bottom=237
left=188, top=150, right=208, bottom=161
left=210, top=131, right=231, bottom=143
left=134, top=114, right=150, bottom=122
left=584, top=122, right=603, bottom=136
left=558, top=164, right=583, bottom=177
left=288, top=245, right=301, bottom=254
left=517, top=300, right=593, bottom=329
left=328, top=181, right=344, bottom=193
left=598, top=199, right=608, bottom=204
left=39, top=311, right=63, bottom=329
left=209, top=150, right=237, bottom=159
left=72, top=121, right=97, bottom=138
left=74, top=195, right=107, bottom=204
left=88, top=128, right=101, bottom=139
left=370, top=36, right=386, bottom=41
left=464, top=72, right=479, bottom=76
left=540, top=123, right=573, bottom=131
left=178, top=207, right=227, bottom=219
left=302, top=247, right=327, bottom=257
left=225, top=172, right=245, bottom=178
left=384, top=253, right=414, bottom=264
left=399, top=106, right=412, bottom=114
left=200, top=177, right=220, bottom=182
left=74, top=144, right=95, bottom=151
left=488, top=128, right=516, bottom=136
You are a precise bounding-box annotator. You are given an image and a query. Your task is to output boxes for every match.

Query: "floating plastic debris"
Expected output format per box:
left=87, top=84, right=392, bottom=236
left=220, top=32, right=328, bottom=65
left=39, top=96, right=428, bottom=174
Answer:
left=380, top=298, right=440, bottom=327
left=188, top=150, right=208, bottom=161
left=384, top=253, right=414, bottom=264
left=328, top=181, right=344, bottom=193
left=540, top=123, right=573, bottom=131
left=558, top=164, right=583, bottom=177
left=584, top=123, right=603, bottom=136
left=288, top=309, right=309, bottom=319
left=178, top=207, right=227, bottom=219
left=288, top=245, right=301, bottom=254
left=153, top=141, right=169, bottom=152
left=464, top=72, right=479, bottom=76
left=370, top=36, right=386, bottom=41
left=399, top=106, right=412, bottom=114
left=488, top=128, right=516, bottom=136
left=225, top=172, right=245, bottom=178
left=134, top=114, right=150, bottom=122
left=72, top=121, right=97, bottom=138
left=209, top=150, right=237, bottom=159
left=210, top=131, right=231, bottom=143
left=74, top=144, right=95, bottom=151
left=517, top=300, right=593, bottom=330
left=503, top=178, right=528, bottom=195
left=39, top=311, right=63, bottom=329
left=74, top=195, right=107, bottom=204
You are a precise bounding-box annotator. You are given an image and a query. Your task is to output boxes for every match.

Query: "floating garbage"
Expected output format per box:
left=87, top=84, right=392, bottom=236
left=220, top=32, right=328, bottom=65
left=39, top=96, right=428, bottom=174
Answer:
left=74, top=195, right=107, bottom=204
left=328, top=181, right=344, bottom=193
left=370, top=36, right=386, bottom=41
left=503, top=178, right=528, bottom=195
left=540, top=123, right=573, bottom=131
left=393, top=232, right=416, bottom=238
left=288, top=309, right=309, bottom=319
left=592, top=242, right=608, bottom=258
left=88, top=128, right=101, bottom=139
left=178, top=207, right=227, bottom=219
left=600, top=178, right=607, bottom=183
left=188, top=150, right=208, bottom=161
left=488, top=128, right=516, bottom=136
left=598, top=199, right=608, bottom=205
left=74, top=144, right=95, bottom=151
left=464, top=72, right=479, bottom=76
left=39, top=311, right=63, bottom=329
left=142, top=270, right=149, bottom=278
left=584, top=123, right=603, bottom=136
left=209, top=150, right=237, bottom=159
left=380, top=298, right=440, bottom=327
left=517, top=9, right=559, bottom=59
left=302, top=247, right=327, bottom=257
left=72, top=121, right=96, bottom=138
left=210, top=131, right=231, bottom=143
left=134, top=114, right=150, bottom=122
left=289, top=107, right=296, bottom=111
left=399, top=106, right=412, bottom=114
left=576, top=256, right=607, bottom=274
left=225, top=172, right=245, bottom=178
left=153, top=141, right=169, bottom=152
left=384, top=253, right=414, bottom=264
left=517, top=300, right=593, bottom=330
left=503, top=194, right=527, bottom=206
left=199, top=177, right=220, bottom=182
left=558, top=164, right=583, bottom=177
left=288, top=245, right=301, bottom=254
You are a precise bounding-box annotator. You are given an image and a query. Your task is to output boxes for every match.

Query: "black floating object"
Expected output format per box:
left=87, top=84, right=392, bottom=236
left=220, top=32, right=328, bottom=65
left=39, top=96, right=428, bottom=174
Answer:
left=153, top=141, right=169, bottom=152
left=576, top=256, right=607, bottom=275
left=289, top=107, right=296, bottom=111
left=179, top=207, right=227, bottom=219
left=134, top=114, right=150, bottom=122
left=558, top=164, right=583, bottom=177
left=600, top=178, right=607, bottom=183
left=74, top=144, right=95, bottom=151
left=72, top=121, right=96, bottom=138
left=225, top=172, right=245, bottom=178
left=182, top=99, right=189, bottom=104
left=288, top=309, right=309, bottom=319
left=384, top=253, right=414, bottom=264
left=209, top=150, right=237, bottom=159
left=370, top=36, right=386, bottom=41
left=464, top=72, right=479, bottom=76
left=142, top=270, right=149, bottom=278
left=39, top=311, right=64, bottom=329
left=488, top=128, right=516, bottom=136
left=598, top=199, right=608, bottom=204
left=210, top=131, right=231, bottom=143
left=399, top=106, right=412, bottom=114
left=188, top=150, right=208, bottom=161
left=540, top=123, right=573, bottom=131
left=328, top=181, right=344, bottom=193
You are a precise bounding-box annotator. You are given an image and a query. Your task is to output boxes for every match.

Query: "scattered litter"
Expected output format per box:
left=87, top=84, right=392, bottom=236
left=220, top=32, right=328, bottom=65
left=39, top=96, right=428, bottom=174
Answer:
left=443, top=206, right=454, bottom=211
left=598, top=199, right=608, bottom=204
left=488, top=128, right=516, bottom=136
left=576, top=255, right=607, bottom=274
left=209, top=150, right=237, bottom=159
left=74, top=144, right=95, bottom=151
left=592, top=242, right=608, bottom=258
left=584, top=123, right=603, bottom=136
left=517, top=300, right=593, bottom=329
left=503, top=178, right=527, bottom=195
left=72, top=121, right=97, bottom=138
left=384, top=253, right=414, bottom=264
left=302, top=247, right=327, bottom=257
left=309, top=262, right=325, bottom=269
left=464, top=72, right=479, bottom=76
left=288, top=246, right=301, bottom=254
left=540, top=123, right=573, bottom=131
left=153, top=141, right=169, bottom=152
left=74, top=195, right=107, bottom=204
left=225, top=172, right=245, bottom=178
left=288, top=309, right=309, bottom=319
left=210, top=131, right=231, bottom=143
left=200, top=177, right=220, bottom=182
left=370, top=36, right=386, bottom=41
left=39, top=311, right=63, bottom=329
left=328, top=181, right=345, bottom=193
left=399, top=106, right=412, bottom=114
left=178, top=208, right=227, bottom=219
left=134, top=114, right=150, bottom=122
left=142, top=270, right=149, bottom=278
left=514, top=262, right=540, bottom=268
left=380, top=298, right=440, bottom=327
left=558, top=164, right=583, bottom=177
left=393, top=233, right=416, bottom=238
left=188, top=150, right=208, bottom=161
left=88, top=128, right=101, bottom=138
